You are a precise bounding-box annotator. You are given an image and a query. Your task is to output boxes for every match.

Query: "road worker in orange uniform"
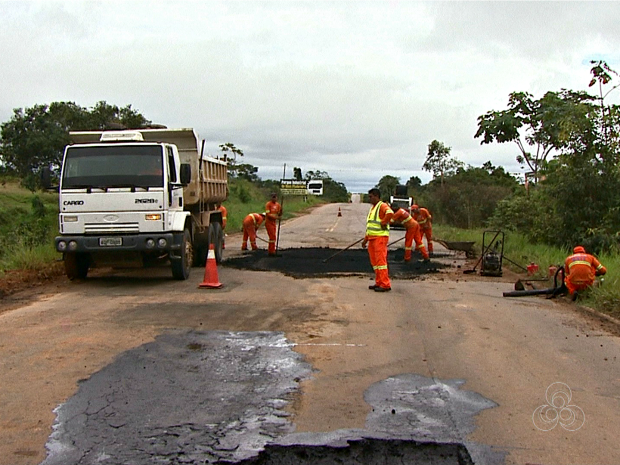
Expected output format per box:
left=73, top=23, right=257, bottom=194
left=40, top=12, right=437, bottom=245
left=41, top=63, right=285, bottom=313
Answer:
left=241, top=213, right=265, bottom=251
left=264, top=193, right=282, bottom=255
left=564, top=245, right=607, bottom=300
left=390, top=204, right=429, bottom=262
left=216, top=203, right=227, bottom=249
left=362, top=188, right=394, bottom=292
left=411, top=205, right=433, bottom=254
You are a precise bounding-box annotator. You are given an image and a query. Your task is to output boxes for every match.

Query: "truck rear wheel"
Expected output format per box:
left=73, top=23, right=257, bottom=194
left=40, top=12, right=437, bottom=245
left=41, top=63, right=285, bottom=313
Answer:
left=64, top=253, right=89, bottom=280
left=209, top=222, right=223, bottom=264
left=172, top=229, right=192, bottom=280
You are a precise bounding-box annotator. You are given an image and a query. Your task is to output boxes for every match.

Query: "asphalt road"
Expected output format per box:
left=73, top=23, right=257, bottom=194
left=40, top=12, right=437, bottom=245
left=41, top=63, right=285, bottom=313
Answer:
left=0, top=202, right=619, bottom=464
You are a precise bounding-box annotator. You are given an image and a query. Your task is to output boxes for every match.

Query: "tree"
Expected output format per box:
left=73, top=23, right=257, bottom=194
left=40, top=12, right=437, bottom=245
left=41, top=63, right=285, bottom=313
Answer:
left=589, top=60, right=620, bottom=146
left=233, top=163, right=260, bottom=182
left=422, top=140, right=463, bottom=185
left=293, top=167, right=302, bottom=181
left=406, top=175, right=422, bottom=190
left=219, top=142, right=244, bottom=178
left=473, top=91, right=596, bottom=183
left=375, top=175, right=400, bottom=201
left=0, top=101, right=152, bottom=190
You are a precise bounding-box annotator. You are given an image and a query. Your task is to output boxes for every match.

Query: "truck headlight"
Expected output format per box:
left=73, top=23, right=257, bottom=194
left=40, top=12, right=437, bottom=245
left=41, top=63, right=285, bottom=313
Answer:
left=68, top=241, right=78, bottom=251
left=57, top=241, right=67, bottom=251
left=145, top=214, right=162, bottom=221
left=157, top=238, right=167, bottom=248
left=63, top=216, right=78, bottom=223
left=146, top=239, right=155, bottom=249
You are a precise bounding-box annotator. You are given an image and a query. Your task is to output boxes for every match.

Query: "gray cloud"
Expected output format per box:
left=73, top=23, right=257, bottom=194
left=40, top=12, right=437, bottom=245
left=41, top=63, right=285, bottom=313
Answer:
left=1, top=1, right=618, bottom=192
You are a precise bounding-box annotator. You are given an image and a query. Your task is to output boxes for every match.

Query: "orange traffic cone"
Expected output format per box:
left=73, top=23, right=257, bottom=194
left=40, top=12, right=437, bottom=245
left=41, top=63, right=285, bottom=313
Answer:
left=198, top=244, right=223, bottom=289
left=338, top=208, right=342, bottom=217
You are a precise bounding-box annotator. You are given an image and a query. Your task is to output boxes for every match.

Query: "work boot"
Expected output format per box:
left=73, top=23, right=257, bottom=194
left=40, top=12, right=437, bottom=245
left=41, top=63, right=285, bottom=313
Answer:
left=374, top=287, right=391, bottom=292
left=368, top=284, right=378, bottom=290
left=571, top=291, right=579, bottom=301
left=241, top=245, right=248, bottom=251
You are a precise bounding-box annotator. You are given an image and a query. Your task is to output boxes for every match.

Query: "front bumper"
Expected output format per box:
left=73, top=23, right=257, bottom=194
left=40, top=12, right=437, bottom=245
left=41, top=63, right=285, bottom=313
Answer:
left=55, top=233, right=183, bottom=254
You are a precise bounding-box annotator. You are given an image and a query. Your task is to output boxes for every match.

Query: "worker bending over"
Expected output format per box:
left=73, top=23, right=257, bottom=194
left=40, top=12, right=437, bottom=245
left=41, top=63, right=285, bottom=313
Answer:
left=241, top=213, right=265, bottom=251
left=411, top=205, right=433, bottom=254
left=564, top=245, right=607, bottom=300
left=391, top=204, right=429, bottom=262
left=362, top=188, right=394, bottom=292
left=265, top=193, right=282, bottom=256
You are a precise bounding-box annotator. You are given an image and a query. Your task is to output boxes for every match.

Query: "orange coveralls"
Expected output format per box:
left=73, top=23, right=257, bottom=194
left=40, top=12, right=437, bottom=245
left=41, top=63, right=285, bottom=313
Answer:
left=412, top=207, right=433, bottom=253
left=242, top=213, right=264, bottom=250
left=265, top=200, right=282, bottom=255
left=365, top=201, right=394, bottom=289
left=564, top=252, right=607, bottom=295
left=391, top=208, right=429, bottom=261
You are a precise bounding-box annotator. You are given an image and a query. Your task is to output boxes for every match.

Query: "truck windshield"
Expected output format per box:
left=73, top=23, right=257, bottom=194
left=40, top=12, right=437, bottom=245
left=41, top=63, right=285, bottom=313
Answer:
left=62, top=145, right=164, bottom=189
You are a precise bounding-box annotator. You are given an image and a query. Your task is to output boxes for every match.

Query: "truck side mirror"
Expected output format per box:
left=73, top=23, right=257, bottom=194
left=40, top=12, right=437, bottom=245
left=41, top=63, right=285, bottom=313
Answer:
left=180, top=163, right=191, bottom=185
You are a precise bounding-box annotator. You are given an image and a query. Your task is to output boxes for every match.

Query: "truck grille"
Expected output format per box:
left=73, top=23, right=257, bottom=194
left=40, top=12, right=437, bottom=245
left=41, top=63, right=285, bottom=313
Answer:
left=84, top=223, right=140, bottom=234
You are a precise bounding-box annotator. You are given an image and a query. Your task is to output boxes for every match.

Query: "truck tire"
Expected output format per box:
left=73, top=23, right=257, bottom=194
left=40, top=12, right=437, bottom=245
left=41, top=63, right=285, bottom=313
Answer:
left=172, top=229, right=192, bottom=280
left=192, top=245, right=207, bottom=268
left=209, top=222, right=224, bottom=264
left=64, top=252, right=89, bottom=280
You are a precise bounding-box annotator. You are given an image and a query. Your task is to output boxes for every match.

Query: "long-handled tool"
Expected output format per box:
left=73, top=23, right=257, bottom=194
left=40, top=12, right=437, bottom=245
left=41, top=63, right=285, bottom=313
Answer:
left=387, top=236, right=405, bottom=247
left=502, top=255, right=529, bottom=273
left=322, top=238, right=364, bottom=263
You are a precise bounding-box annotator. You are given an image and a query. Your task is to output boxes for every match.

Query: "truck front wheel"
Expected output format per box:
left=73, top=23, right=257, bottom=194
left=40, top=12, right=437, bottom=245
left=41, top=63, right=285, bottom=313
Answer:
left=171, top=229, right=192, bottom=280
left=64, top=253, right=89, bottom=280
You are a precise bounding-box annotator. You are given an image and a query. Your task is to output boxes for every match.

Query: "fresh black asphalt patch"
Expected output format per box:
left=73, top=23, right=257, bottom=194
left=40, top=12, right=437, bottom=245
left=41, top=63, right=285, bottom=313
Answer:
left=42, top=331, right=503, bottom=465
left=222, top=247, right=448, bottom=278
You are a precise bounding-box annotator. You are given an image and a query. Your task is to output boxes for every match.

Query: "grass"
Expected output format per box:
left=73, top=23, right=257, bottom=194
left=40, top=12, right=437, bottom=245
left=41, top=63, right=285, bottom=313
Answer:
left=434, top=224, right=620, bottom=319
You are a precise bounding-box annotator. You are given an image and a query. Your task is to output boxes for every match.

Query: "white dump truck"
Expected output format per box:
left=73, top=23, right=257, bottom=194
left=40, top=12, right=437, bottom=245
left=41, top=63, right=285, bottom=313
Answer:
left=51, top=128, right=227, bottom=280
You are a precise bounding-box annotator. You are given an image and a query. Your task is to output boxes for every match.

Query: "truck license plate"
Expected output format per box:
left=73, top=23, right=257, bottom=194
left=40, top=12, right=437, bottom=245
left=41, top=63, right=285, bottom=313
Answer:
left=100, top=237, right=122, bottom=247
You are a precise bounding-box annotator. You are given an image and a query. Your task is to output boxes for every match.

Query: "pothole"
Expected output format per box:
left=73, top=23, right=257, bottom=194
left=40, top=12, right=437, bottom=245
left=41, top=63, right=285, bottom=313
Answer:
left=223, top=248, right=448, bottom=278
left=213, top=438, right=473, bottom=464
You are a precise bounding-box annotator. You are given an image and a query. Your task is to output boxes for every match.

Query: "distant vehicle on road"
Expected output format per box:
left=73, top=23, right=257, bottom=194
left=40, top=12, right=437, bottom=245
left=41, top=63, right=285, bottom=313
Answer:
left=307, top=179, right=324, bottom=196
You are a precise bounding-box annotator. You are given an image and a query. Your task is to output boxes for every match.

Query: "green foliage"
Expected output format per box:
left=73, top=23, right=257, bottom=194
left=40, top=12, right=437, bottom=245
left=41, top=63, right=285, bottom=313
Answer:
left=417, top=163, right=520, bottom=229
left=0, top=182, right=59, bottom=270
left=422, top=140, right=464, bottom=184
left=0, top=101, right=151, bottom=190
left=374, top=175, right=400, bottom=201
left=222, top=178, right=323, bottom=233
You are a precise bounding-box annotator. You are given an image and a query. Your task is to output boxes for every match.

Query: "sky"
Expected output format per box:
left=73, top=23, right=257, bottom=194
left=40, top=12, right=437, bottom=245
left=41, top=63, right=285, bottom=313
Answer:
left=1, top=1, right=620, bottom=193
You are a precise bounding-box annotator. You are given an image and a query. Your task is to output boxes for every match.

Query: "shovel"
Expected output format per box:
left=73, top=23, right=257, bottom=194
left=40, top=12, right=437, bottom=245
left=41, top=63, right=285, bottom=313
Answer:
left=322, top=238, right=364, bottom=263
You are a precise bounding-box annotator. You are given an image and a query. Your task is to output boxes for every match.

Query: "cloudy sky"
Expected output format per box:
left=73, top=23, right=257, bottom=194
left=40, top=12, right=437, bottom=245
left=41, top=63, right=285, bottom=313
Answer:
left=2, top=1, right=619, bottom=192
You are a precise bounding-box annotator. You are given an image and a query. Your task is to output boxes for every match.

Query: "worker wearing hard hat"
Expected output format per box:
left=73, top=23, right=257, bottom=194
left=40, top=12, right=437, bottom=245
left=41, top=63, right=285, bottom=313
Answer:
left=241, top=213, right=265, bottom=251
left=564, top=245, right=607, bottom=300
left=411, top=205, right=433, bottom=254
left=362, top=188, right=394, bottom=292
left=390, top=204, right=429, bottom=262
left=265, top=193, right=282, bottom=255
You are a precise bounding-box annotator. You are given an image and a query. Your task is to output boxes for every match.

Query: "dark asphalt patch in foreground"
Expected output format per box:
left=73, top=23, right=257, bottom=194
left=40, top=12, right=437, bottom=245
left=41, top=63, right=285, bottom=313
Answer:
left=42, top=331, right=503, bottom=465
left=223, top=248, right=448, bottom=279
